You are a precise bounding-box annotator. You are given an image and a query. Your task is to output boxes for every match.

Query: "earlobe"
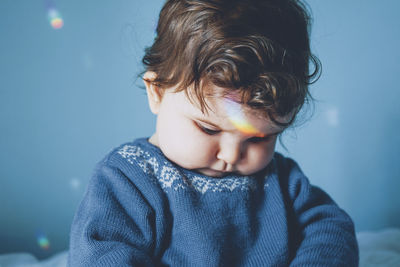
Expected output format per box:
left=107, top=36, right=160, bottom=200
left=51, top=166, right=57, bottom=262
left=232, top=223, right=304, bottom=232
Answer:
left=143, top=71, right=162, bottom=114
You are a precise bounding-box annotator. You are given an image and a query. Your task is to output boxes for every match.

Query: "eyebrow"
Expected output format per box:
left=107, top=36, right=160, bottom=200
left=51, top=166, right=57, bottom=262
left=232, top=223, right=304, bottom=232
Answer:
left=194, top=117, right=285, bottom=137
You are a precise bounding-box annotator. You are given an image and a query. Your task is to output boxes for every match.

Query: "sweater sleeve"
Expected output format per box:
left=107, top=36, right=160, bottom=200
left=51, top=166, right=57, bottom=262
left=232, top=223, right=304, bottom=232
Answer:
left=281, top=158, right=359, bottom=267
left=68, top=158, right=166, bottom=266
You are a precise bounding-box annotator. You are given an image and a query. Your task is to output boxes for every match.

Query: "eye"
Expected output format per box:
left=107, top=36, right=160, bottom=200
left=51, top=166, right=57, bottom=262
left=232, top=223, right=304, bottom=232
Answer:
left=196, top=123, right=221, bottom=135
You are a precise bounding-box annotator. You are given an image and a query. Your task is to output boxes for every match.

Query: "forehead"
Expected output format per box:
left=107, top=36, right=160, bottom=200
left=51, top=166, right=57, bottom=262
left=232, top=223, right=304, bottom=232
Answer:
left=207, top=95, right=284, bottom=133
left=175, top=87, right=286, bottom=135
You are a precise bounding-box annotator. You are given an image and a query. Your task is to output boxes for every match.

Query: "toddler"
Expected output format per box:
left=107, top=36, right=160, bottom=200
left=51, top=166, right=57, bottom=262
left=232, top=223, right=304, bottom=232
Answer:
left=68, top=0, right=359, bottom=266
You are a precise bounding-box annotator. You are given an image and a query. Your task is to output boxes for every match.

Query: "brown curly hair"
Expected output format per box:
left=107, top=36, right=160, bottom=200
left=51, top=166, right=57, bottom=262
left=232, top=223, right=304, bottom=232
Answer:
left=142, top=0, right=321, bottom=127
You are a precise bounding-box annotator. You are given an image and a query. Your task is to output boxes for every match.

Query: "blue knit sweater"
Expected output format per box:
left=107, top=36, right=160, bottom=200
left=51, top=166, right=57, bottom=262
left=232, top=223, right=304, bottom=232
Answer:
left=68, top=138, right=358, bottom=266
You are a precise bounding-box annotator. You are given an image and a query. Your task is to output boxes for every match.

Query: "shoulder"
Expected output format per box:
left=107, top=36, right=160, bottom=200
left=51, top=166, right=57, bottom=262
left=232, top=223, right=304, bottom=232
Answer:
left=80, top=138, right=173, bottom=219
left=98, top=138, right=161, bottom=176
left=271, top=152, right=338, bottom=209
left=272, top=152, right=305, bottom=181
left=88, top=138, right=165, bottom=195
left=271, top=152, right=313, bottom=200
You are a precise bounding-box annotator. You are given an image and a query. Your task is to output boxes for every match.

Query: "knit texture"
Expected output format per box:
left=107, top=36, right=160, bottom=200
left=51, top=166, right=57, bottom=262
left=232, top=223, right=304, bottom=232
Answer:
left=68, top=138, right=359, bottom=266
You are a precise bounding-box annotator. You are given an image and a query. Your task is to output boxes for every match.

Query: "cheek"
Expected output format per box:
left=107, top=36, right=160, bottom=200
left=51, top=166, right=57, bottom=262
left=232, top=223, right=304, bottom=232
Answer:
left=244, top=139, right=277, bottom=172
left=157, top=116, right=216, bottom=168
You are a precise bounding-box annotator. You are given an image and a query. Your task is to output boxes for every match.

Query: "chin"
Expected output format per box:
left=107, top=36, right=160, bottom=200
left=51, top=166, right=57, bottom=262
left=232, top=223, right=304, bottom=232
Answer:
left=199, top=168, right=243, bottom=178
left=195, top=169, right=225, bottom=178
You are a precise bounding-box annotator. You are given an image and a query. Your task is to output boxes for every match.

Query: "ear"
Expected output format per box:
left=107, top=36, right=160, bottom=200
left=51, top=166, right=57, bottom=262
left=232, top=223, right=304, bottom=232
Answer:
left=143, top=71, right=162, bottom=114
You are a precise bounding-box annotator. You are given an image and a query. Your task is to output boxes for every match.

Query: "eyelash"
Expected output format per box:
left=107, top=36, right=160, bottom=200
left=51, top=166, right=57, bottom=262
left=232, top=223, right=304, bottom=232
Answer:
left=197, top=123, right=221, bottom=135
left=196, top=121, right=278, bottom=141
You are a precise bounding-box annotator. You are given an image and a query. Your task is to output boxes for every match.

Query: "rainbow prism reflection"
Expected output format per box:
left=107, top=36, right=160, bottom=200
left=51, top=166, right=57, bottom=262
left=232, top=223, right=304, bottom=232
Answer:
left=36, top=232, right=50, bottom=250
left=47, top=7, right=63, bottom=29
left=224, top=99, right=264, bottom=137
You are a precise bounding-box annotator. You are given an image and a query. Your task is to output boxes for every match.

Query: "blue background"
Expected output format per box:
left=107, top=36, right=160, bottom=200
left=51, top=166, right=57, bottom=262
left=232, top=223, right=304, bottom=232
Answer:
left=0, top=0, right=399, bottom=259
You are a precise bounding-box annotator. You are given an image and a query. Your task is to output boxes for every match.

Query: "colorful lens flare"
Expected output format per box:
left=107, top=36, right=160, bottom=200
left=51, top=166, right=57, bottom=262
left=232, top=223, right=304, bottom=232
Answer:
left=224, top=99, right=264, bottom=137
left=51, top=17, right=64, bottom=29
left=48, top=8, right=63, bottom=29
left=36, top=231, right=50, bottom=250
left=45, top=0, right=64, bottom=29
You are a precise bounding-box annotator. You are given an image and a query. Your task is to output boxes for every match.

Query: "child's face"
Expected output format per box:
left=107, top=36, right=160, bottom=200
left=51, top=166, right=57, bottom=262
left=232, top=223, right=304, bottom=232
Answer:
left=146, top=79, right=285, bottom=177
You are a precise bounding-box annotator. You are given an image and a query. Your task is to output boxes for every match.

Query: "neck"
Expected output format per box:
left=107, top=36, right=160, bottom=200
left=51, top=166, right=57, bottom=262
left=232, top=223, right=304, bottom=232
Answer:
left=148, top=134, right=159, bottom=147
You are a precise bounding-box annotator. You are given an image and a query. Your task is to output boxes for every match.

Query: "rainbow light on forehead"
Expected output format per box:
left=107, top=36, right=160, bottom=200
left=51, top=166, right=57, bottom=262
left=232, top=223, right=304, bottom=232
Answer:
left=224, top=99, right=264, bottom=137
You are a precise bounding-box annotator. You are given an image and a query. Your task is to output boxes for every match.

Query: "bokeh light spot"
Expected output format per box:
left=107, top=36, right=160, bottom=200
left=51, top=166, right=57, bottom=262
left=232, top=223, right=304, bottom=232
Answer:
left=46, top=4, right=64, bottom=30
left=36, top=231, right=50, bottom=250
left=70, top=177, right=81, bottom=190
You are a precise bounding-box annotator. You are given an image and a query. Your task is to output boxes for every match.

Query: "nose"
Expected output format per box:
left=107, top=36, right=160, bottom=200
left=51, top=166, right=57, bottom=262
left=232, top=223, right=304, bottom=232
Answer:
left=216, top=138, right=243, bottom=166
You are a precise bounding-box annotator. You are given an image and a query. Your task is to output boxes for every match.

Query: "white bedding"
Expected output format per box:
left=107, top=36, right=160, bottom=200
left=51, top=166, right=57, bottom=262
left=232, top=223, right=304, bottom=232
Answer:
left=357, top=228, right=400, bottom=267
left=0, top=251, right=67, bottom=267
left=1, top=228, right=399, bottom=267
